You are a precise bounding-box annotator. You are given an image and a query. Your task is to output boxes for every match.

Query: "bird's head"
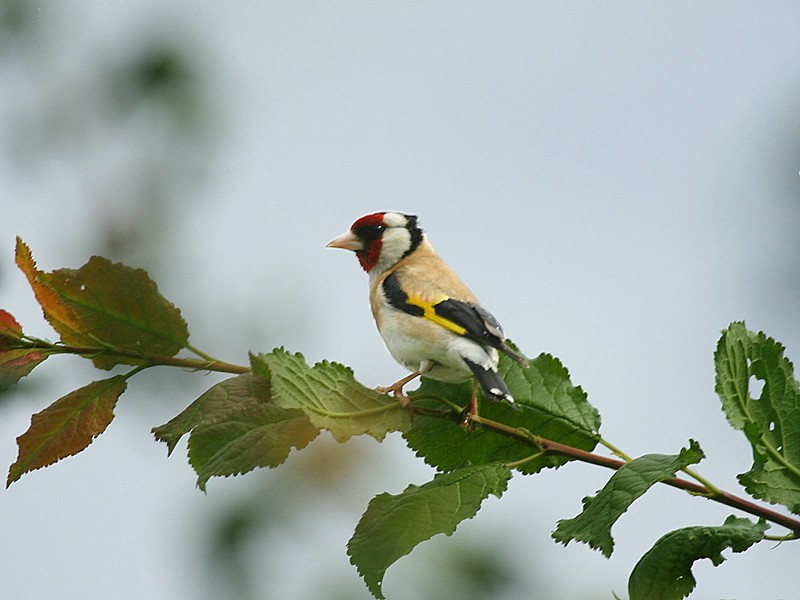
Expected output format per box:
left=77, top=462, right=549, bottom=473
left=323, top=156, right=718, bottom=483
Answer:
left=326, top=211, right=424, bottom=274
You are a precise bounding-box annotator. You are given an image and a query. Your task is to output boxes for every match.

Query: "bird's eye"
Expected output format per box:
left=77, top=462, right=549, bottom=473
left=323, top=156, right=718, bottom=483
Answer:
left=356, top=223, right=385, bottom=241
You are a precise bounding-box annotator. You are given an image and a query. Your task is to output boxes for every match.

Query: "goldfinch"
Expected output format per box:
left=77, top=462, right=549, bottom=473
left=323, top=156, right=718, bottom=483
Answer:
left=327, top=211, right=527, bottom=422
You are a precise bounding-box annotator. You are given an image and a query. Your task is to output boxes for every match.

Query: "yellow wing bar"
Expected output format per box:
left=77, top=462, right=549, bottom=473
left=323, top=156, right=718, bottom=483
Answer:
left=405, top=295, right=468, bottom=336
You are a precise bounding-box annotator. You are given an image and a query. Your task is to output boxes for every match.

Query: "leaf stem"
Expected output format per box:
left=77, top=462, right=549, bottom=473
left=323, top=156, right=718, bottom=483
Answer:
left=410, top=393, right=463, bottom=414
left=122, top=363, right=152, bottom=380
left=680, top=466, right=723, bottom=497
left=763, top=532, right=798, bottom=543
left=504, top=452, right=547, bottom=469
left=597, top=437, right=633, bottom=462
left=186, top=343, right=219, bottom=363
left=14, top=338, right=250, bottom=375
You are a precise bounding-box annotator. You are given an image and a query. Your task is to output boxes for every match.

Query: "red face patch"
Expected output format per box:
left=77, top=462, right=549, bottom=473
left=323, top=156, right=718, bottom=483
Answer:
left=357, top=238, right=382, bottom=272
left=350, top=213, right=387, bottom=272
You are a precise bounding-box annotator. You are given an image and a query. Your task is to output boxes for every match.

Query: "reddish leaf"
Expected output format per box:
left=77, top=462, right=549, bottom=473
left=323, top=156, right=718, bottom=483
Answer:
left=15, top=238, right=86, bottom=340
left=7, top=375, right=127, bottom=486
left=0, top=309, right=23, bottom=347
left=0, top=309, right=51, bottom=389
left=14, top=237, right=189, bottom=369
left=0, top=348, right=53, bottom=390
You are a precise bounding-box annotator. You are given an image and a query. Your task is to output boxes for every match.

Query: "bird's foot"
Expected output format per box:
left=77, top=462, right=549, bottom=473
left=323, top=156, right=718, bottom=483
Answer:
left=459, top=381, right=480, bottom=430
left=376, top=372, right=421, bottom=408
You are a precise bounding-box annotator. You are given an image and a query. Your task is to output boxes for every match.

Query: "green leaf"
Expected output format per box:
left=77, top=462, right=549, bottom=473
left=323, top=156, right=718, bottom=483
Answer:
left=552, top=440, right=705, bottom=556
left=347, top=463, right=512, bottom=600
left=16, top=238, right=189, bottom=369
left=155, top=372, right=320, bottom=489
left=152, top=373, right=272, bottom=455
left=404, top=353, right=600, bottom=473
left=714, top=322, right=800, bottom=513
left=189, top=402, right=319, bottom=491
left=7, top=376, right=127, bottom=486
left=628, top=516, right=768, bottom=600
left=504, top=351, right=601, bottom=436
left=251, top=348, right=411, bottom=442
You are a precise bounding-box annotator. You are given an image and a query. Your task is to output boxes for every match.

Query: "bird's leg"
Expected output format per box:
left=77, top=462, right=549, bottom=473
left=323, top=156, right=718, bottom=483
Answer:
left=376, top=371, right=421, bottom=408
left=459, top=380, right=480, bottom=429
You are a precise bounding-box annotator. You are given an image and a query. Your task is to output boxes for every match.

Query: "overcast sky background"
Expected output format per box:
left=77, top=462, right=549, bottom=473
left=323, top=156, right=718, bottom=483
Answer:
left=1, top=3, right=799, bottom=599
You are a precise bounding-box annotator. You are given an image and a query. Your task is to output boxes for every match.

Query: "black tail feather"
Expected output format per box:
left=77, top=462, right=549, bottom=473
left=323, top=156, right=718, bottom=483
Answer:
left=462, top=358, right=520, bottom=410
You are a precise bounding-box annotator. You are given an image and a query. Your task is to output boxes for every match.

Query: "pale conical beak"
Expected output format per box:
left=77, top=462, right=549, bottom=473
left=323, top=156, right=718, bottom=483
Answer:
left=326, top=230, right=364, bottom=251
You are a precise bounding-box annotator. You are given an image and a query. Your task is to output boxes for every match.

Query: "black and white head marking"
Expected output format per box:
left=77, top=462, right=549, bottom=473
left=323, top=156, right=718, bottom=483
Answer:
left=368, top=212, right=424, bottom=277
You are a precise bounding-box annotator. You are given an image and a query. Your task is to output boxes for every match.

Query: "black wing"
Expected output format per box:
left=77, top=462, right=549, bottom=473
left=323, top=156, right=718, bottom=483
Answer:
left=433, top=297, right=528, bottom=366
left=382, top=272, right=528, bottom=366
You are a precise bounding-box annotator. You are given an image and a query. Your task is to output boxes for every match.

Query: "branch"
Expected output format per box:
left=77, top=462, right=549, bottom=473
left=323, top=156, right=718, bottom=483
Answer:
left=467, top=412, right=800, bottom=536
left=8, top=336, right=800, bottom=536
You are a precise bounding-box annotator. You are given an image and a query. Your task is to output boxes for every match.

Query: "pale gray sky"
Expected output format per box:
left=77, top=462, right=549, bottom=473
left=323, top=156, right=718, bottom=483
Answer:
left=1, top=3, right=799, bottom=599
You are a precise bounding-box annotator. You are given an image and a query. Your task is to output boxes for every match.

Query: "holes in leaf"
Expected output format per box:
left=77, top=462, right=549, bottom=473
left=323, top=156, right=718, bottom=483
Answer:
left=748, top=376, right=765, bottom=401
left=766, top=423, right=783, bottom=453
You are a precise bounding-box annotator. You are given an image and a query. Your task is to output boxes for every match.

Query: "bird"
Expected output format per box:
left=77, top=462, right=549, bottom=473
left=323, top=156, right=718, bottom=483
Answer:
left=326, top=211, right=528, bottom=424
